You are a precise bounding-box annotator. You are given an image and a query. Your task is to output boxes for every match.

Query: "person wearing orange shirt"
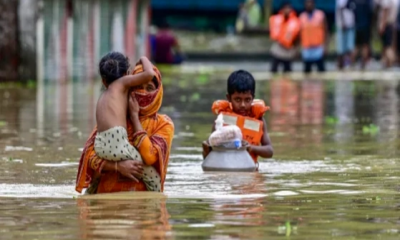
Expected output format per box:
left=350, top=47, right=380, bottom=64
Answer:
left=299, top=0, right=329, bottom=73
left=202, top=70, right=274, bottom=168
left=269, top=2, right=301, bottom=73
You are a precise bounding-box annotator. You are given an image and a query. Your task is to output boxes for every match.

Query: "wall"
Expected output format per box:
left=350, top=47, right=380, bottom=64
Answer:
left=37, top=0, right=151, bottom=82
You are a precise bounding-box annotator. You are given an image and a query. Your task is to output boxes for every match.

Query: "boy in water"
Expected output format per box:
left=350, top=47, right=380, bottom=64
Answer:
left=93, top=52, right=161, bottom=192
left=202, top=70, right=274, bottom=167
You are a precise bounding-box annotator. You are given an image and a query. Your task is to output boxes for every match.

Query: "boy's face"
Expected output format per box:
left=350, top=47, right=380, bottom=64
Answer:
left=227, top=91, right=253, bottom=116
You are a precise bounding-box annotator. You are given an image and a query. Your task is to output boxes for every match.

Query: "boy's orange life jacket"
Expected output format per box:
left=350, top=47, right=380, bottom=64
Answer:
left=269, top=11, right=300, bottom=48
left=212, top=100, right=270, bottom=162
left=299, top=10, right=325, bottom=48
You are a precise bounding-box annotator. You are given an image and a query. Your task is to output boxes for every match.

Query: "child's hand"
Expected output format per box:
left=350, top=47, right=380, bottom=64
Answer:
left=202, top=141, right=211, bottom=159
left=128, top=93, right=140, bottom=116
left=245, top=143, right=253, bottom=154
left=135, top=56, right=149, bottom=66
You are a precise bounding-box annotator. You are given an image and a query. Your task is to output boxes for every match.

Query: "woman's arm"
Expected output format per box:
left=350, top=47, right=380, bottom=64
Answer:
left=87, top=145, right=144, bottom=181
left=128, top=95, right=174, bottom=166
left=247, top=118, right=274, bottom=158
left=130, top=113, right=174, bottom=165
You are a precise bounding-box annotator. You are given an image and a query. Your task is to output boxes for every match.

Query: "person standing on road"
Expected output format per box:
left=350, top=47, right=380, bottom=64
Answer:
left=269, top=2, right=301, bottom=73
left=336, top=0, right=356, bottom=70
left=299, top=0, right=330, bottom=73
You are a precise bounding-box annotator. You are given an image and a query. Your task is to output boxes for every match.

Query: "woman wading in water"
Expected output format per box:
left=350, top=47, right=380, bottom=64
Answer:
left=76, top=64, right=174, bottom=194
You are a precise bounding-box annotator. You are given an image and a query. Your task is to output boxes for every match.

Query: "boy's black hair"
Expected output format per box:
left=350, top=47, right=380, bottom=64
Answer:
left=99, top=52, right=130, bottom=85
left=227, top=70, right=256, bottom=97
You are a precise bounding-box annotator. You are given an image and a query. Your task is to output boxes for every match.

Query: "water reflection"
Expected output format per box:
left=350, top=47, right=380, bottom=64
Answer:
left=270, top=77, right=299, bottom=130
left=300, top=79, right=324, bottom=126
left=77, top=196, right=171, bottom=240
left=375, top=81, right=399, bottom=156
left=333, top=81, right=355, bottom=155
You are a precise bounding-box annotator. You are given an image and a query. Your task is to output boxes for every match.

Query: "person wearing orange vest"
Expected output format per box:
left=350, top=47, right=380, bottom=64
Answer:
left=202, top=70, right=274, bottom=167
left=299, top=0, right=329, bottom=73
left=269, top=2, right=301, bottom=73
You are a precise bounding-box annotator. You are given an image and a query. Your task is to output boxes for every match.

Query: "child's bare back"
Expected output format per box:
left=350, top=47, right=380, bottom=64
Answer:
left=96, top=53, right=155, bottom=132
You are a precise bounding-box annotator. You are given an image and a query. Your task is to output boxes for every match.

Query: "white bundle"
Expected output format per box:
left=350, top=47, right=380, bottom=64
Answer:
left=208, top=114, right=242, bottom=148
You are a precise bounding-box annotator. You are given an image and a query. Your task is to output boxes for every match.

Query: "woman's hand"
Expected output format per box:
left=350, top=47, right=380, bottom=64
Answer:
left=117, top=160, right=144, bottom=182
left=128, top=93, right=140, bottom=117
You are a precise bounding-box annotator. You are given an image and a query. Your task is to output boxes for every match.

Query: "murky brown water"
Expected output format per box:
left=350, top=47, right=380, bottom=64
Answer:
left=1, top=71, right=400, bottom=239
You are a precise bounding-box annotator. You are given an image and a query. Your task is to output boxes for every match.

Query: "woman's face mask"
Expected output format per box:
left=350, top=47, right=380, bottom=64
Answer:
left=132, top=78, right=158, bottom=108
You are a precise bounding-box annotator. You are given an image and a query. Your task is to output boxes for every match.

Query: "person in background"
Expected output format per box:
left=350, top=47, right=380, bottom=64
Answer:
left=236, top=3, right=249, bottom=33
left=336, top=0, right=356, bottom=70
left=375, top=0, right=398, bottom=68
left=352, top=0, right=373, bottom=70
left=154, top=21, right=183, bottom=65
left=246, top=0, right=262, bottom=28
left=269, top=2, right=301, bottom=73
left=299, top=0, right=329, bottom=73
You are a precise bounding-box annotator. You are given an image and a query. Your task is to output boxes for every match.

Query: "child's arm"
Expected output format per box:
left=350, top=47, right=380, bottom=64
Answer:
left=120, top=56, right=155, bottom=88
left=248, top=117, right=273, bottom=158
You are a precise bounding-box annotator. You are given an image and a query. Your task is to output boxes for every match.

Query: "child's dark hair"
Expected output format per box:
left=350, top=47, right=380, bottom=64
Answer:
left=227, top=70, right=256, bottom=97
left=99, top=52, right=130, bottom=85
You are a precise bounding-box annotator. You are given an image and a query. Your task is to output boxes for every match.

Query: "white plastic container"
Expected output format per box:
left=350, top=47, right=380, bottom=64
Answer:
left=208, top=114, right=242, bottom=148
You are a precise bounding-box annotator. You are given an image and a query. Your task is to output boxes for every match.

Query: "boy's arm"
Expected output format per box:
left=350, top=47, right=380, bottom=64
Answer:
left=202, top=123, right=216, bottom=159
left=120, top=56, right=155, bottom=88
left=248, top=117, right=274, bottom=158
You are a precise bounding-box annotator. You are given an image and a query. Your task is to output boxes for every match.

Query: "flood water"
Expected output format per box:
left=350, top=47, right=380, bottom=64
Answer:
left=1, top=68, right=400, bottom=239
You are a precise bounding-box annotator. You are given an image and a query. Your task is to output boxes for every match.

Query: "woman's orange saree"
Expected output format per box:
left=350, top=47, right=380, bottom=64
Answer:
left=76, top=65, right=174, bottom=193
